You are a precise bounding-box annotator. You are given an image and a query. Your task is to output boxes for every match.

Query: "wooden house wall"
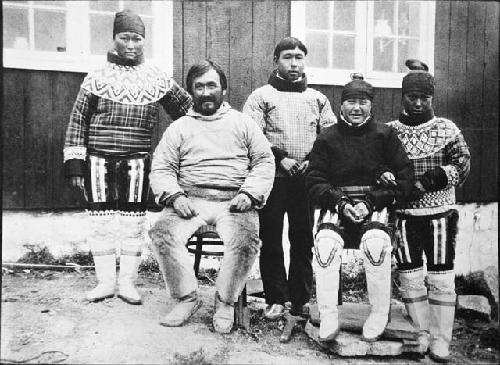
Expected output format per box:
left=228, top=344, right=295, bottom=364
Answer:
left=2, top=1, right=498, bottom=209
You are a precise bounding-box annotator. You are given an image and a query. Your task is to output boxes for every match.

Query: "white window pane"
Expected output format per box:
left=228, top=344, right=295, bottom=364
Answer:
left=332, top=35, right=355, bottom=69
left=36, top=1, right=66, bottom=7
left=305, top=32, right=329, bottom=68
left=143, top=17, right=153, bottom=56
left=3, top=7, right=29, bottom=49
left=373, top=1, right=395, bottom=37
left=126, top=1, right=152, bottom=16
left=90, top=13, right=114, bottom=55
left=34, top=10, right=66, bottom=52
left=373, top=38, right=394, bottom=71
left=305, top=1, right=329, bottom=30
left=398, top=1, right=420, bottom=36
left=397, top=39, right=419, bottom=72
left=333, top=1, right=355, bottom=31
left=89, top=1, right=120, bottom=12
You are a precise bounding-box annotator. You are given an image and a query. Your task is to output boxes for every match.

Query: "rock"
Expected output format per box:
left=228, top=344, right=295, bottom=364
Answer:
left=457, top=295, right=491, bottom=321
left=309, top=302, right=417, bottom=341
left=484, top=265, right=499, bottom=320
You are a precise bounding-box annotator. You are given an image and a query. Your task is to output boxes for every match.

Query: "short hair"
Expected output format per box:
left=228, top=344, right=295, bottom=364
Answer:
left=273, top=37, right=308, bottom=60
left=185, top=59, right=228, bottom=95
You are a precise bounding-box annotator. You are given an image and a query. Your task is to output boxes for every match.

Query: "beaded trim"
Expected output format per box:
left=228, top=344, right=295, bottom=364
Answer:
left=63, top=146, right=87, bottom=162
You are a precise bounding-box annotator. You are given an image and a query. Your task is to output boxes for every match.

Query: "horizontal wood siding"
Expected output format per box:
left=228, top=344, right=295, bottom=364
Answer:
left=2, top=1, right=497, bottom=209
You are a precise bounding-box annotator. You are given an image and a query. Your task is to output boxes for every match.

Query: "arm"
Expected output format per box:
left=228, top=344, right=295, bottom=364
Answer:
left=159, top=79, right=193, bottom=121
left=237, top=117, right=276, bottom=209
left=421, top=130, right=471, bottom=191
left=149, top=123, right=185, bottom=205
left=318, top=95, right=337, bottom=131
left=63, top=88, right=96, bottom=178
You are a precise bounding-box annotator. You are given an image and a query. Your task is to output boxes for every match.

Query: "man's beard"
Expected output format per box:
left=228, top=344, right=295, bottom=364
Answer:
left=193, top=96, right=222, bottom=116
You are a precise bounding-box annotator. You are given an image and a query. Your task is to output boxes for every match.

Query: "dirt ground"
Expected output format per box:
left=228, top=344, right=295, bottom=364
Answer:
left=1, top=270, right=498, bottom=365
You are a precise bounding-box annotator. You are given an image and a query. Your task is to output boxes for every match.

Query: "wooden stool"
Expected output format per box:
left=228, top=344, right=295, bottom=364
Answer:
left=186, top=225, right=250, bottom=330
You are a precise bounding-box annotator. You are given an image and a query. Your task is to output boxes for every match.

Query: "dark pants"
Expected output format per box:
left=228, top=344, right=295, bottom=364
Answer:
left=259, top=176, right=313, bottom=307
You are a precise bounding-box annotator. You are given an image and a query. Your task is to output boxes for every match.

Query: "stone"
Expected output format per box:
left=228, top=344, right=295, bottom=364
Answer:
left=457, top=295, right=491, bottom=320
left=484, top=265, right=499, bottom=320
left=309, top=302, right=417, bottom=341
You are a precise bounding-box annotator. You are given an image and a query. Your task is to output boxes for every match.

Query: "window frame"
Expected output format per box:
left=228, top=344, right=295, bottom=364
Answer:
left=291, top=1, right=435, bottom=88
left=2, top=1, right=173, bottom=75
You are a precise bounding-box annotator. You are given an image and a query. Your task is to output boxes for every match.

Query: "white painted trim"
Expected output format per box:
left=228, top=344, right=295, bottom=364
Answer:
left=2, top=1, right=173, bottom=74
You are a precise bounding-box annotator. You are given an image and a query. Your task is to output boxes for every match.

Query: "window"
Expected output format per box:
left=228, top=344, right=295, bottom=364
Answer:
left=291, top=1, right=435, bottom=88
left=2, top=1, right=173, bottom=74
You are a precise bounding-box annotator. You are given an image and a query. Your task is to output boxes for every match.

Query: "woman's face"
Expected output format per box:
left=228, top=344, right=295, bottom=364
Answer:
left=113, top=32, right=144, bottom=60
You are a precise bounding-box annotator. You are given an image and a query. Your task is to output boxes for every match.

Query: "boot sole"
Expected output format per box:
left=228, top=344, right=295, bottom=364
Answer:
left=118, top=294, right=142, bottom=305
left=160, top=300, right=203, bottom=327
left=86, top=293, right=115, bottom=302
left=429, top=352, right=451, bottom=363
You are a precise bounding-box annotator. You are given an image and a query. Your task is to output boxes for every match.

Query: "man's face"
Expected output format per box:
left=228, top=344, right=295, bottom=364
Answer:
left=402, top=92, right=433, bottom=117
left=114, top=32, right=144, bottom=60
left=275, top=47, right=305, bottom=82
left=191, top=69, right=225, bottom=115
left=341, top=98, right=372, bottom=125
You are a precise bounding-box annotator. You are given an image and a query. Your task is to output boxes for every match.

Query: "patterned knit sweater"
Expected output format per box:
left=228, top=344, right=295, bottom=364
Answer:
left=243, top=71, right=337, bottom=177
left=388, top=114, right=470, bottom=215
left=63, top=52, right=192, bottom=177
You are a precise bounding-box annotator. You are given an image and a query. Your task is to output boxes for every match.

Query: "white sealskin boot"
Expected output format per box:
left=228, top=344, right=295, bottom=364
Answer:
left=428, top=271, right=456, bottom=363
left=361, top=229, right=392, bottom=342
left=313, top=228, right=343, bottom=342
left=118, top=253, right=142, bottom=305
left=398, top=268, right=430, bottom=354
left=86, top=253, right=116, bottom=302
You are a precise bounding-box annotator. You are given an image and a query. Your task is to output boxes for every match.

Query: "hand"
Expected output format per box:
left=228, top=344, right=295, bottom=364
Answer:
left=297, top=160, right=309, bottom=175
left=415, top=180, right=426, bottom=192
left=377, top=171, right=397, bottom=187
left=229, top=193, right=252, bottom=213
left=353, top=202, right=370, bottom=220
left=172, top=195, right=198, bottom=218
left=342, top=203, right=365, bottom=224
left=70, top=176, right=85, bottom=190
left=280, top=157, right=300, bottom=177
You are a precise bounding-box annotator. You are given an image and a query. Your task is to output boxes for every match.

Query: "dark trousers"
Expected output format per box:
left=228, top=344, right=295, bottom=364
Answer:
left=259, top=176, right=313, bottom=307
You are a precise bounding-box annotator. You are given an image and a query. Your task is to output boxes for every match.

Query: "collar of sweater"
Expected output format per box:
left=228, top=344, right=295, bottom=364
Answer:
left=107, top=50, right=145, bottom=67
left=399, top=109, right=435, bottom=126
left=186, top=102, right=232, bottom=121
left=268, top=70, right=307, bottom=92
left=338, top=113, right=374, bottom=134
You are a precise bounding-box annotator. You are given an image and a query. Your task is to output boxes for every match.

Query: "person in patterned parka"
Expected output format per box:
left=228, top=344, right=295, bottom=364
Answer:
left=387, top=59, right=471, bottom=362
left=63, top=9, right=192, bottom=305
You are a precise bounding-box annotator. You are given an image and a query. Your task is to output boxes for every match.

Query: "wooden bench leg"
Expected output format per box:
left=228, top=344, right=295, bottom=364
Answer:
left=234, top=284, right=250, bottom=330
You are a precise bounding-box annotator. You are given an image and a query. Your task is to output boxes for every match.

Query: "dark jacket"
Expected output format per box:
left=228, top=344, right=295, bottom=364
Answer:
left=306, top=116, right=414, bottom=211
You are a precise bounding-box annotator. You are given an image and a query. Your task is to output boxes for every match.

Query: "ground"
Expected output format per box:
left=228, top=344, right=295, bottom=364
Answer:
left=1, top=269, right=498, bottom=365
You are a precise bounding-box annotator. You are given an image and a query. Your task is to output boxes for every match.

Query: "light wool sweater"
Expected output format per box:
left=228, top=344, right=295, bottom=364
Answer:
left=150, top=102, right=275, bottom=208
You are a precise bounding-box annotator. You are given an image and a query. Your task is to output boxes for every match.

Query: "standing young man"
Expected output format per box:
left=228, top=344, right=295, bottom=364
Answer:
left=148, top=60, right=275, bottom=333
left=388, top=60, right=471, bottom=362
left=243, top=37, right=336, bottom=319
left=63, top=9, right=192, bottom=305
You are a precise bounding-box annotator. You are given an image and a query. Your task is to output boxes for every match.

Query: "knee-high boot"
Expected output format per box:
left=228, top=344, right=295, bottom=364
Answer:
left=313, top=228, right=343, bottom=342
left=398, top=267, right=430, bottom=353
left=362, top=229, right=392, bottom=341
left=428, top=270, right=456, bottom=363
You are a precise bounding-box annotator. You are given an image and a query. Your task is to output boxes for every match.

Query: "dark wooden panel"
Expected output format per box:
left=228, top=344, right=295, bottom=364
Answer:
left=183, top=0, right=207, bottom=88
left=2, top=70, right=26, bottom=208
left=23, top=71, right=53, bottom=208
left=252, top=0, right=277, bottom=90
left=228, top=1, right=253, bottom=111
left=274, top=1, right=290, bottom=43
left=433, top=1, right=451, bottom=116
left=207, top=1, right=231, bottom=99
left=172, top=0, right=184, bottom=87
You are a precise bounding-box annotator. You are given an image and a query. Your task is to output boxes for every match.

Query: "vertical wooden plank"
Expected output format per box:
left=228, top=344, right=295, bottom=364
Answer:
left=332, top=85, right=343, bottom=117
left=433, top=1, right=451, bottom=117
left=183, top=0, right=207, bottom=89
left=228, top=1, right=253, bottom=111
left=480, top=1, right=499, bottom=201
left=2, top=70, right=26, bottom=208
left=172, top=0, right=184, bottom=87
left=274, top=1, right=290, bottom=44
left=24, top=71, right=52, bottom=208
left=379, top=88, right=394, bottom=123
left=391, top=88, right=402, bottom=122
left=206, top=1, right=231, bottom=99
left=252, top=0, right=277, bottom=91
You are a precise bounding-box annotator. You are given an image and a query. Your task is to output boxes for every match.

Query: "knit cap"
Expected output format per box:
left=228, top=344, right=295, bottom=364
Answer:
left=341, top=73, right=374, bottom=102
left=401, top=59, right=434, bottom=95
left=113, top=9, right=145, bottom=38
